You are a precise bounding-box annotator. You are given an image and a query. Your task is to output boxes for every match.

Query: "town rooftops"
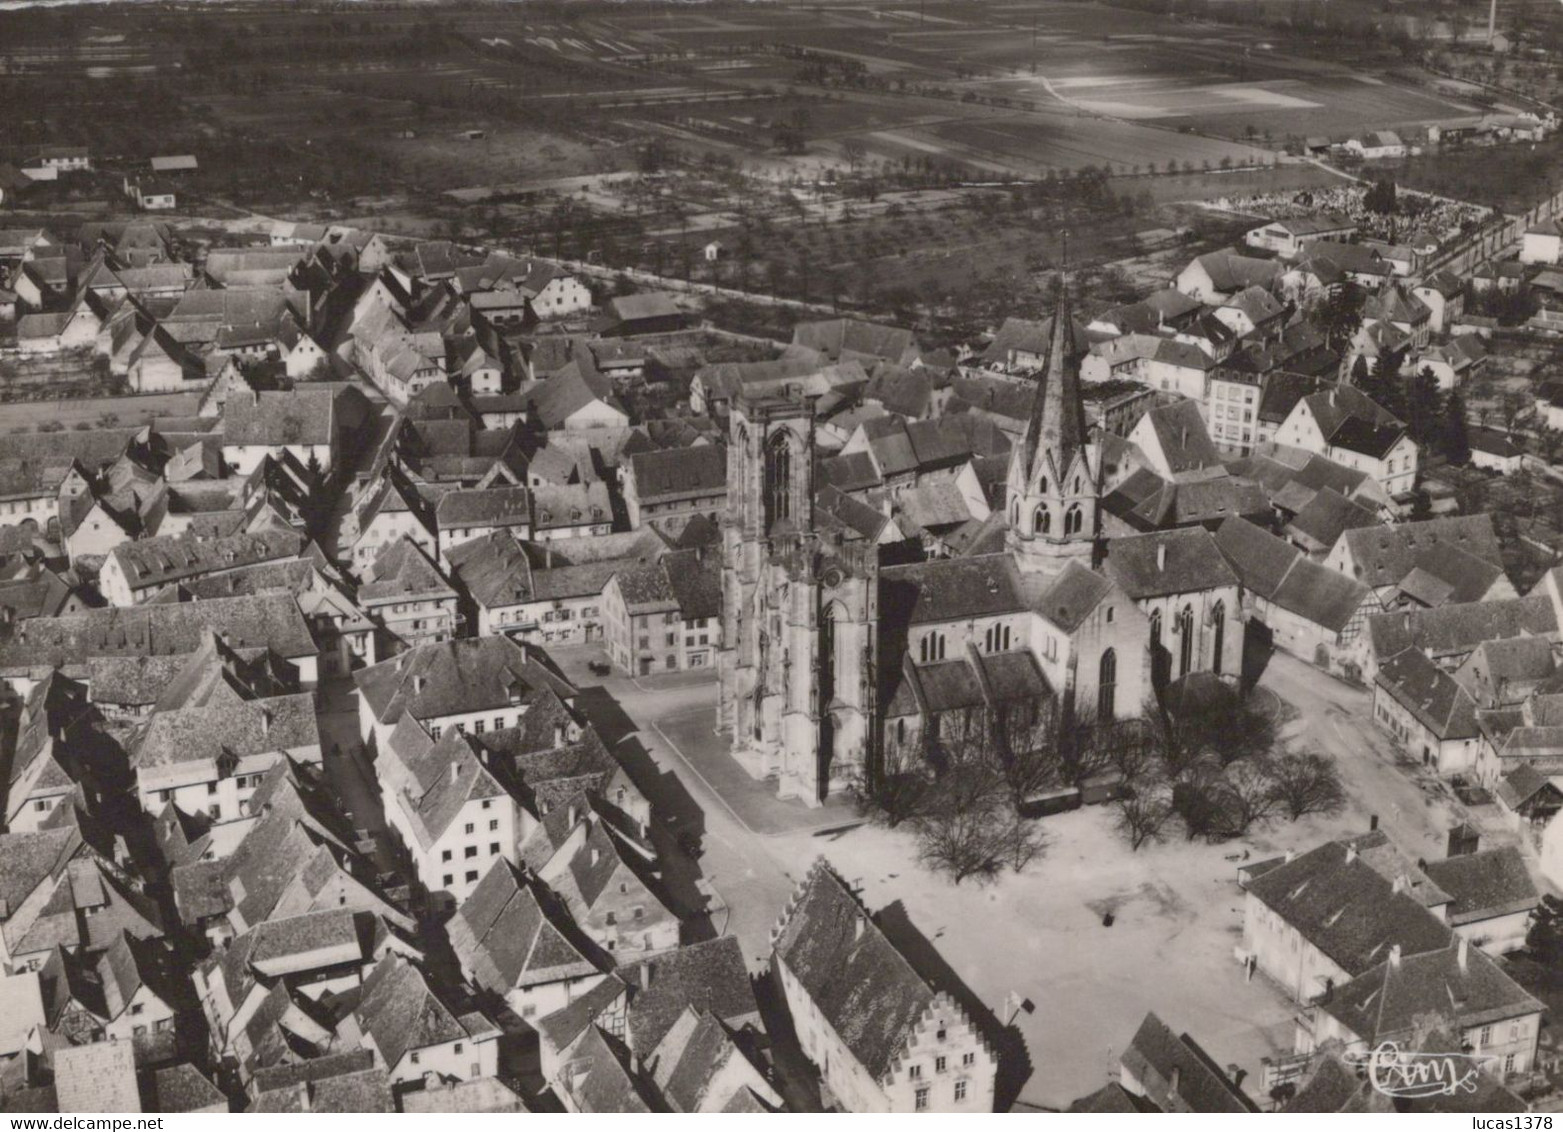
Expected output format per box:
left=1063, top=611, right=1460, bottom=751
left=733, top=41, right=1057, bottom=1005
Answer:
left=792, top=317, right=916, bottom=364
left=434, top=485, right=532, bottom=530
left=1421, top=846, right=1538, bottom=927
left=222, top=388, right=349, bottom=449
left=133, top=691, right=318, bottom=773
left=355, top=953, right=498, bottom=1070
left=1186, top=250, right=1283, bottom=296
left=1120, top=1012, right=1256, bottom=1113
left=355, top=634, right=576, bottom=725
left=448, top=859, right=598, bottom=994
left=620, top=935, right=760, bottom=1054
left=1242, top=835, right=1453, bottom=977
left=1320, top=938, right=1540, bottom=1046
left=603, top=293, right=682, bottom=324
left=0, top=593, right=318, bottom=675
left=628, top=444, right=726, bottom=503
left=1103, top=528, right=1237, bottom=600
left=54, top=1038, right=139, bottom=1114
left=108, top=529, right=302, bottom=591
left=359, top=538, right=456, bottom=606
left=1376, top=647, right=1481, bottom=741
left=1366, top=595, right=1558, bottom=663
left=772, top=859, right=986, bottom=1082
left=1341, top=515, right=1504, bottom=589
left=880, top=554, right=1025, bottom=626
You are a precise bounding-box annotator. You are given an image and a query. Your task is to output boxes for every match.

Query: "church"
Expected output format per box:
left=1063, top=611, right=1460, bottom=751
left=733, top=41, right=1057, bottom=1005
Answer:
left=716, top=293, right=1245, bottom=806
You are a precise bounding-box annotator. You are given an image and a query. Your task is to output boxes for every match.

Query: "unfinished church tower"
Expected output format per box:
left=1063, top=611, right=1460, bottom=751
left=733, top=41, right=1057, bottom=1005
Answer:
left=1005, top=289, right=1101, bottom=576
left=717, top=384, right=879, bottom=806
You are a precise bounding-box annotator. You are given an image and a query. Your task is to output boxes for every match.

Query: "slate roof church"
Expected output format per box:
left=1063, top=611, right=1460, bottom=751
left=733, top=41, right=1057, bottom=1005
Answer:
left=718, top=290, right=1244, bottom=805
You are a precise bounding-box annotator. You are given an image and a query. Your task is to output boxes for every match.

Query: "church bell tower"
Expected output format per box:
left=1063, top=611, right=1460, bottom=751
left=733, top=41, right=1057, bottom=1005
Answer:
left=1006, top=288, right=1101, bottom=575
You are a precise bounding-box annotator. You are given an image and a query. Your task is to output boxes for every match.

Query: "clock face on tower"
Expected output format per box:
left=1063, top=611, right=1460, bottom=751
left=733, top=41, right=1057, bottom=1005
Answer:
left=821, top=567, right=844, bottom=589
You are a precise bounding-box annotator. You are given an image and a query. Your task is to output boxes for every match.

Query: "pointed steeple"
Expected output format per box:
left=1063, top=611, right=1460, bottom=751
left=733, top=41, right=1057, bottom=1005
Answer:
left=1022, top=284, right=1089, bottom=481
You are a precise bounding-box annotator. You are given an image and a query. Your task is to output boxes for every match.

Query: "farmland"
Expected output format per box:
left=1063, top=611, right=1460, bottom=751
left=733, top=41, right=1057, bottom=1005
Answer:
left=0, top=0, right=1533, bottom=330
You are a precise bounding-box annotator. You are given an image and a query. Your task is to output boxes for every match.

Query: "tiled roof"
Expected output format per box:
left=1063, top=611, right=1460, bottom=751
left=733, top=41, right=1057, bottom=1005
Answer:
left=628, top=445, right=726, bottom=503
left=1120, top=1012, right=1255, bottom=1113
left=1366, top=595, right=1558, bottom=663
left=1103, top=528, right=1237, bottom=599
left=448, top=859, right=598, bottom=994
left=620, top=936, right=759, bottom=1054
left=134, top=691, right=318, bottom=770
left=0, top=593, right=317, bottom=672
left=772, top=860, right=955, bottom=1080
left=54, top=1039, right=139, bottom=1114
left=792, top=317, right=915, bottom=364
left=1320, top=940, right=1541, bottom=1045
left=446, top=531, right=534, bottom=609
left=1187, top=250, right=1281, bottom=294
left=149, top=1064, right=226, bottom=1113
left=355, top=953, right=494, bottom=1069
left=1342, top=515, right=1504, bottom=590
left=1375, top=648, right=1480, bottom=740
left=359, top=537, right=456, bottom=605
left=1285, top=489, right=1379, bottom=551
left=880, top=554, right=1025, bottom=626
left=1243, top=837, right=1454, bottom=977
left=1020, top=560, right=1115, bottom=634
left=435, top=486, right=531, bottom=530
left=1421, top=847, right=1538, bottom=926
left=355, top=634, right=574, bottom=725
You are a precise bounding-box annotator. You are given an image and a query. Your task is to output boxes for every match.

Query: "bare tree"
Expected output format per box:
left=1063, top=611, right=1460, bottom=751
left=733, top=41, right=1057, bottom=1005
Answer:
left=1162, top=681, right=1277, bottom=772
left=1222, top=758, right=1282, bottom=834
left=912, top=765, right=1048, bottom=884
left=850, top=752, right=930, bottom=829
left=1268, top=751, right=1347, bottom=821
left=1114, top=776, right=1173, bottom=851
left=913, top=770, right=1007, bottom=885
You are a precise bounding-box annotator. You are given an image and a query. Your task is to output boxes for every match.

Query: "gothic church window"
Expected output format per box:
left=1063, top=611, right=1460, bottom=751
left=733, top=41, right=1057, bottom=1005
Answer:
left=1177, top=604, right=1195, bottom=677
left=1098, top=649, right=1117, bottom=719
left=1064, top=504, right=1083, bottom=535
left=919, top=632, right=947, bottom=664
left=1035, top=506, right=1050, bottom=535
left=765, top=431, right=792, bottom=528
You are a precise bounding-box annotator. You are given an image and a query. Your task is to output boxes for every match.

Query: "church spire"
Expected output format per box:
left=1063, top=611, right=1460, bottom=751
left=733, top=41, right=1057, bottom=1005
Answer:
left=1022, top=282, right=1089, bottom=482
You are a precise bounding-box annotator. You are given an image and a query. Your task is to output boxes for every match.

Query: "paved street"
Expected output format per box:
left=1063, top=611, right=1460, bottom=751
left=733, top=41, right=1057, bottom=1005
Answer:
left=546, top=645, right=809, bottom=967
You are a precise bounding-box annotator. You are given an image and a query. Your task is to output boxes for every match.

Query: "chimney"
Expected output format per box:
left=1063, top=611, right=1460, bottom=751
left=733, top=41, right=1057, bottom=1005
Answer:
left=590, top=847, right=601, bottom=866
left=413, top=675, right=425, bottom=694
left=449, top=762, right=459, bottom=784
left=1329, top=390, right=1337, bottom=407
left=1156, top=543, right=1167, bottom=571
left=855, top=915, right=866, bottom=942
left=1168, top=1066, right=1181, bottom=1099
left=1388, top=944, right=1402, bottom=968
left=554, top=724, right=565, bottom=748
left=1284, top=849, right=1296, bottom=863
left=1370, top=813, right=1379, bottom=832
left=1458, top=934, right=1470, bottom=973
left=1392, top=873, right=1409, bottom=895
left=260, top=707, right=271, bottom=739
left=1345, top=842, right=1358, bottom=865
left=640, top=963, right=652, bottom=990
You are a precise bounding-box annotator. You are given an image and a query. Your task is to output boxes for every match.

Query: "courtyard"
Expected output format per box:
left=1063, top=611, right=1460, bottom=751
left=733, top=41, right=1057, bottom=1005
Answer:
left=551, top=639, right=1515, bottom=1110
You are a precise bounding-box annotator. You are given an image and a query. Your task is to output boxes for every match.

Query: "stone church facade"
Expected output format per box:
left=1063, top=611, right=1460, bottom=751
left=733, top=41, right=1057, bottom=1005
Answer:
left=718, top=294, right=1240, bottom=806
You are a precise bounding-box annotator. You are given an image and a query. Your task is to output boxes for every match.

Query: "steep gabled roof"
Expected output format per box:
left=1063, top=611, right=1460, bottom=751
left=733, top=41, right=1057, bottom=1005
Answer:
left=1243, top=837, right=1453, bottom=977
left=448, top=859, right=598, bottom=994
left=772, top=860, right=975, bottom=1081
